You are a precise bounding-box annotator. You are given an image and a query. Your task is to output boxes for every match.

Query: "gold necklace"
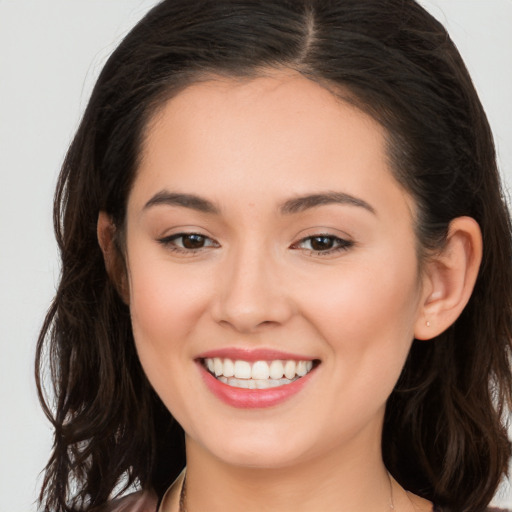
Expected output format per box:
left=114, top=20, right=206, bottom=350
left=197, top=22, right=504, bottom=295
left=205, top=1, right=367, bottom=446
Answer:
left=178, top=472, right=397, bottom=512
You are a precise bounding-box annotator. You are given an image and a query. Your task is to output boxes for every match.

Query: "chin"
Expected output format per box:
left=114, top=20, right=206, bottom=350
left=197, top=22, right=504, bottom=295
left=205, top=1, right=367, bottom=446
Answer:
left=192, top=424, right=315, bottom=470
left=216, top=445, right=307, bottom=470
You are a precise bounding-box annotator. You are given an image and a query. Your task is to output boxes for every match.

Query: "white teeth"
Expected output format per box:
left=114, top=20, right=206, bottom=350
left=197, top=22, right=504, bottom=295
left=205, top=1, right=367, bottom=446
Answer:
left=223, top=358, right=234, bottom=377
left=214, top=357, right=223, bottom=377
left=296, top=360, right=307, bottom=377
left=251, top=361, right=270, bottom=380
left=203, top=357, right=315, bottom=383
left=234, top=360, right=252, bottom=379
left=269, top=360, right=284, bottom=379
left=218, top=376, right=300, bottom=389
left=284, top=360, right=296, bottom=379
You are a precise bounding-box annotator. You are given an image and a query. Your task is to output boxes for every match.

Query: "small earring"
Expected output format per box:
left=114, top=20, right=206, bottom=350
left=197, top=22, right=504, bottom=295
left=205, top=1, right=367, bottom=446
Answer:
left=426, top=320, right=431, bottom=327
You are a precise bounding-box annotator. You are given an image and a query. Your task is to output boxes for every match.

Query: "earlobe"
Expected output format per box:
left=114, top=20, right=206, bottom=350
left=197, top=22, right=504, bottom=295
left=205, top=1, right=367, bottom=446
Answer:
left=414, top=216, right=482, bottom=340
left=97, top=211, right=130, bottom=304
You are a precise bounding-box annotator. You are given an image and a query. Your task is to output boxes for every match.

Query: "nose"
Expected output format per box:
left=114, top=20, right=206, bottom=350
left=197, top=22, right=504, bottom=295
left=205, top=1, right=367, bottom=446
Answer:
left=211, top=245, right=295, bottom=333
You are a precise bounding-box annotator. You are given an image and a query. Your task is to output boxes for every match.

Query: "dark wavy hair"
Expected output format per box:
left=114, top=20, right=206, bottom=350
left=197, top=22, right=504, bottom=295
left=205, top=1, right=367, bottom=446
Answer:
left=36, top=1, right=512, bottom=511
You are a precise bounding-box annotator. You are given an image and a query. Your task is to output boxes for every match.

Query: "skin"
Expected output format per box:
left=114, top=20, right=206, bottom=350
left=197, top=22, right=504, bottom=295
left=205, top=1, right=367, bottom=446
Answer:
left=98, top=71, right=482, bottom=511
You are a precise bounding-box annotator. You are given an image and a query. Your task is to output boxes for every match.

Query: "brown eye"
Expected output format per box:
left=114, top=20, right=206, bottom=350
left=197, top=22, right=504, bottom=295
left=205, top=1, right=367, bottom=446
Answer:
left=309, top=236, right=335, bottom=251
left=158, top=232, right=219, bottom=252
left=181, top=234, right=207, bottom=249
left=292, top=234, right=353, bottom=255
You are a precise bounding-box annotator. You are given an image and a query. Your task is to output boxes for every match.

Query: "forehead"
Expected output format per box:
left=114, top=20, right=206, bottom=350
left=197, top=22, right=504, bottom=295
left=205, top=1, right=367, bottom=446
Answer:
left=132, top=72, right=413, bottom=224
left=145, top=73, right=382, bottom=142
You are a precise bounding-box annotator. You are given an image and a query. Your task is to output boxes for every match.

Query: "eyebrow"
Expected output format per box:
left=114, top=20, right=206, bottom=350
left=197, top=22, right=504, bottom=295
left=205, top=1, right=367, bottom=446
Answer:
left=143, top=190, right=375, bottom=216
left=143, top=191, right=220, bottom=214
left=279, top=192, right=376, bottom=215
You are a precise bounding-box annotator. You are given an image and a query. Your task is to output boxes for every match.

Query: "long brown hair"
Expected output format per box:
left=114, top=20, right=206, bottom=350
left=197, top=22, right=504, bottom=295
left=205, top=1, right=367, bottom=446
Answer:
left=36, top=1, right=512, bottom=511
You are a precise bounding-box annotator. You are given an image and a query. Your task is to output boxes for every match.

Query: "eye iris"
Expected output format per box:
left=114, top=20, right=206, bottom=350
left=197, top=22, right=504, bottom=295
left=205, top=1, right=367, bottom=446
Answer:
left=310, top=236, right=334, bottom=251
left=182, top=234, right=205, bottom=249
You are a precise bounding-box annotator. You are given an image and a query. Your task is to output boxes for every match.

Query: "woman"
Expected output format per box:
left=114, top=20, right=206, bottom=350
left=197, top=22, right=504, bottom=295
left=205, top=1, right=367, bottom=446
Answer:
left=36, top=1, right=512, bottom=511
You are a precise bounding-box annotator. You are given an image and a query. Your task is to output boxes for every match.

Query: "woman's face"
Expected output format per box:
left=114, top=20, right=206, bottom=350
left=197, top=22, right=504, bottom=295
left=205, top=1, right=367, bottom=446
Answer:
left=124, top=73, right=429, bottom=469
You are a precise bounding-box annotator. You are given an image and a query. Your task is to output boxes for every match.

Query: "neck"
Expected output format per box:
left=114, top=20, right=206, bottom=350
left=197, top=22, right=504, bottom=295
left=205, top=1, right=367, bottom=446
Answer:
left=182, top=434, right=393, bottom=512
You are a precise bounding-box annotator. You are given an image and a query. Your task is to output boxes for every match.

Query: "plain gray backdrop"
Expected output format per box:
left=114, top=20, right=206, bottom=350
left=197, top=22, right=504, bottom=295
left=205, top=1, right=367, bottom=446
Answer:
left=1, top=1, right=511, bottom=510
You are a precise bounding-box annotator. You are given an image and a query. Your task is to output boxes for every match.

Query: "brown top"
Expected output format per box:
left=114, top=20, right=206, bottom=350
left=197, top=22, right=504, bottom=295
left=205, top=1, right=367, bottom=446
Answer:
left=102, top=470, right=184, bottom=512
left=98, top=490, right=158, bottom=512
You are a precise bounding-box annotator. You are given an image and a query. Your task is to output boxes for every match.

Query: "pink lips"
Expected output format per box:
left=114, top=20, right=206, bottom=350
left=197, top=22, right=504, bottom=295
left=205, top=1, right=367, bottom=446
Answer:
left=197, top=347, right=314, bottom=362
left=196, top=348, right=317, bottom=409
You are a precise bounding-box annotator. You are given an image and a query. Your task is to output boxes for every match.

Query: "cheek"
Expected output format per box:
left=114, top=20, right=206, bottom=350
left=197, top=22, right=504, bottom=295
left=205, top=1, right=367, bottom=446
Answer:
left=125, top=255, right=214, bottom=417
left=125, top=253, right=215, bottom=389
left=128, top=257, right=209, bottom=336
left=298, top=250, right=421, bottom=364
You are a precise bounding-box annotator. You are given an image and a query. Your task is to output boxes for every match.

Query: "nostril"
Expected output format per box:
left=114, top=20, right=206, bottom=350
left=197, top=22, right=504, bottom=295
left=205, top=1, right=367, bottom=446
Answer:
left=257, top=320, right=278, bottom=327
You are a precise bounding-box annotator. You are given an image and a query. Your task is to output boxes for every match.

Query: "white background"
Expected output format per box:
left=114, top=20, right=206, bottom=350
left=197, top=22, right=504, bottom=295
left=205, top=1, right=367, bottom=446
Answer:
left=0, top=1, right=511, bottom=510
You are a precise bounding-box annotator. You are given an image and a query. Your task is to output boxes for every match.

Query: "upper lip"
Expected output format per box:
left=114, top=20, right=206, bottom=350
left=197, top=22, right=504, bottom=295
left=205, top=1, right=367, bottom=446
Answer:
left=196, top=347, right=317, bottom=362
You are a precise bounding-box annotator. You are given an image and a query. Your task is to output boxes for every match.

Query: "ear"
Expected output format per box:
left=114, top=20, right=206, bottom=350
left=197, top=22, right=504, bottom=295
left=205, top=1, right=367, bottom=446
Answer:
left=414, top=216, right=482, bottom=340
left=97, top=211, right=130, bottom=304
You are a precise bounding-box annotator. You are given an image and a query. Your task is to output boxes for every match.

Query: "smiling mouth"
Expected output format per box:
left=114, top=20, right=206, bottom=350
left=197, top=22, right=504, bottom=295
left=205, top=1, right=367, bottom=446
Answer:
left=202, top=357, right=318, bottom=389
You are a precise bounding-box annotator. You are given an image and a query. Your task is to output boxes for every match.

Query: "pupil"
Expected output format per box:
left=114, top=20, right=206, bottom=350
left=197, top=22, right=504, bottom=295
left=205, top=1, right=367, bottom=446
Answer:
left=311, top=236, right=333, bottom=251
left=183, top=234, right=205, bottom=249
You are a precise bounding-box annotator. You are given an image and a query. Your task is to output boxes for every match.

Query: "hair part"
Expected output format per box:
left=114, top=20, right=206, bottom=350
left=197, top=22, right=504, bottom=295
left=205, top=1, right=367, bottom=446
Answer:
left=36, top=1, right=512, bottom=511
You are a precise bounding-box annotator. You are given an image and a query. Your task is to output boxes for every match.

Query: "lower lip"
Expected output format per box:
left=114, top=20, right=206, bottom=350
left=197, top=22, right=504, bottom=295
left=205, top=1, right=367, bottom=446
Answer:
left=198, top=362, right=316, bottom=409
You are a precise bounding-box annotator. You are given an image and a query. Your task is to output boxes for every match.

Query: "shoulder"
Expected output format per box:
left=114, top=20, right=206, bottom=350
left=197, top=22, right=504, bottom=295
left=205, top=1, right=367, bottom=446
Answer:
left=93, top=490, right=159, bottom=512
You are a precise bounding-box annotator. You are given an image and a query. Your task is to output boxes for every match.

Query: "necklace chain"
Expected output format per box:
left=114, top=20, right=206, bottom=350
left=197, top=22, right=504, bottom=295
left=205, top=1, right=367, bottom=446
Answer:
left=178, top=472, right=397, bottom=512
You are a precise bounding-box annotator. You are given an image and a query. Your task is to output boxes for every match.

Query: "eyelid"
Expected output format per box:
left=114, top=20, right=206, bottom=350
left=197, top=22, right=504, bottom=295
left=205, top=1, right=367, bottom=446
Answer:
left=157, top=231, right=220, bottom=253
left=155, top=227, right=353, bottom=257
left=290, top=232, right=354, bottom=256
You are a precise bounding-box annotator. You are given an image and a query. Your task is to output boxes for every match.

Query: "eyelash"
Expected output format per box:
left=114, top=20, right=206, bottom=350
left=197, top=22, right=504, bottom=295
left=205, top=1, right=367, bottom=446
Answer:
left=157, top=233, right=219, bottom=254
left=158, top=232, right=353, bottom=256
left=291, top=234, right=354, bottom=256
